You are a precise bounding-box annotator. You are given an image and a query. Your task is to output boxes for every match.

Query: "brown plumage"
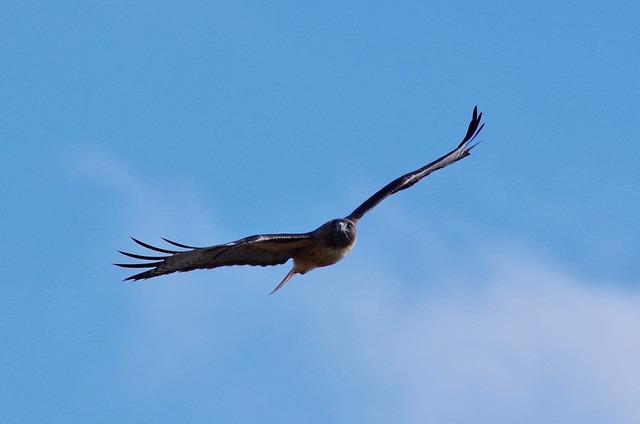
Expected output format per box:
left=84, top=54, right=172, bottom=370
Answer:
left=115, top=107, right=484, bottom=293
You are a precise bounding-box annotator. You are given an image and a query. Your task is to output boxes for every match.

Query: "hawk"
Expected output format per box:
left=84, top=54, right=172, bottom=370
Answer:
left=116, top=107, right=484, bottom=294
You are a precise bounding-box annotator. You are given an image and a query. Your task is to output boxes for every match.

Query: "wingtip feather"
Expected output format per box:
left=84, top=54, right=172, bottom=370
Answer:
left=458, top=106, right=484, bottom=148
left=161, top=237, right=201, bottom=250
left=131, top=237, right=180, bottom=254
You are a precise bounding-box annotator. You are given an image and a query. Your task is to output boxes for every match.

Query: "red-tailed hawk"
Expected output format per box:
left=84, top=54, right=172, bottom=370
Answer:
left=116, top=107, right=484, bottom=294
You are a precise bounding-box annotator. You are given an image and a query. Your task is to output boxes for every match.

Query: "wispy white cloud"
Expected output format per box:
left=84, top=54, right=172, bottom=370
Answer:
left=62, top=144, right=640, bottom=423
left=62, top=142, right=245, bottom=388
left=307, top=245, right=640, bottom=423
left=63, top=142, right=226, bottom=240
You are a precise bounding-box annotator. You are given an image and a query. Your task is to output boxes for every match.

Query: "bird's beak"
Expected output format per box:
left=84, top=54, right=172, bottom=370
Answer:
left=337, top=221, right=347, bottom=232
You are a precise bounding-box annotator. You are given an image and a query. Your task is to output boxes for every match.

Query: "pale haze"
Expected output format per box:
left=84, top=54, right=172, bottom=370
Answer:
left=1, top=1, right=639, bottom=423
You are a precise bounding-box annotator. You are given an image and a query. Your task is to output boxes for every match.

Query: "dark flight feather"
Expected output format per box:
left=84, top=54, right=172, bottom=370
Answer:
left=116, top=233, right=313, bottom=281
left=346, top=106, right=484, bottom=221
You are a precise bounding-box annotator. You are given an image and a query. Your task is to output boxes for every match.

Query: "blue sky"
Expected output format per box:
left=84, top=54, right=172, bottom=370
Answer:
left=2, top=1, right=639, bottom=422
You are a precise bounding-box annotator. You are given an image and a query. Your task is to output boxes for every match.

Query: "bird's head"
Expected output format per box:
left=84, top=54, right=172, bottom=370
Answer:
left=327, top=218, right=357, bottom=247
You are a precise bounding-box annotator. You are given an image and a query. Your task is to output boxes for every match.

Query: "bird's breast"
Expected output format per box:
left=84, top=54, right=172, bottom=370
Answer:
left=292, top=240, right=355, bottom=274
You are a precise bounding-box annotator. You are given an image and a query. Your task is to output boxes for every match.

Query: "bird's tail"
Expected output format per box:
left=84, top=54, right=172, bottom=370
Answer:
left=270, top=269, right=297, bottom=295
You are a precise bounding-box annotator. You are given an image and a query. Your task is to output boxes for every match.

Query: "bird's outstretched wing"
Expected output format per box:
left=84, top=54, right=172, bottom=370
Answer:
left=346, top=106, right=484, bottom=222
left=115, top=233, right=313, bottom=281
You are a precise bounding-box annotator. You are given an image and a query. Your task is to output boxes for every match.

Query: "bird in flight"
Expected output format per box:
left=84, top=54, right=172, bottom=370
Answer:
left=116, top=106, right=484, bottom=294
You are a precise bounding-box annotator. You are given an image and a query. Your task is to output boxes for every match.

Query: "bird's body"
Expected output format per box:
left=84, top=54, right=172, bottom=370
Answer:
left=116, top=107, right=484, bottom=293
left=290, top=219, right=357, bottom=272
